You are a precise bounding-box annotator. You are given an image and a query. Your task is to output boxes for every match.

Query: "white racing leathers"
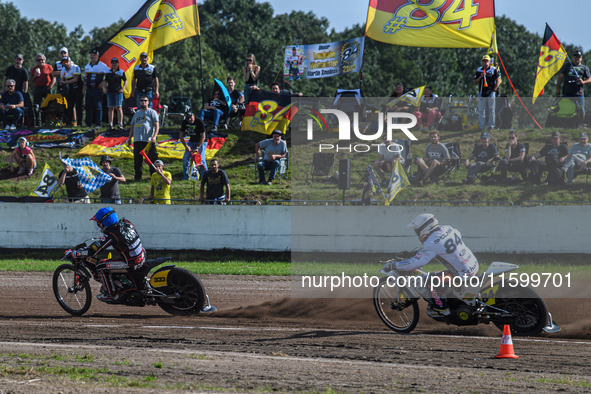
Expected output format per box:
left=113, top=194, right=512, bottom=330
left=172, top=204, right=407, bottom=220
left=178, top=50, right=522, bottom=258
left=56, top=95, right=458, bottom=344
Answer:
left=395, top=225, right=479, bottom=277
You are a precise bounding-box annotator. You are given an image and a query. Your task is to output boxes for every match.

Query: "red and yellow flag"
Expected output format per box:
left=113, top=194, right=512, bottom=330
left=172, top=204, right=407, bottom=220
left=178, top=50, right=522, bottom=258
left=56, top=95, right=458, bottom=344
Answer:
left=97, top=0, right=200, bottom=97
left=532, top=24, right=567, bottom=103
left=242, top=90, right=298, bottom=135
left=365, top=0, right=495, bottom=48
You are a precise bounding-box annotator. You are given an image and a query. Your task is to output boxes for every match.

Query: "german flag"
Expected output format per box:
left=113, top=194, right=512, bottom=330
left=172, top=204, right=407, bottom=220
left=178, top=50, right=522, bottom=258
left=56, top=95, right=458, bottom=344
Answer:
left=366, top=0, right=495, bottom=48
left=532, top=24, right=567, bottom=103
left=241, top=90, right=298, bottom=135
left=96, top=0, right=200, bottom=98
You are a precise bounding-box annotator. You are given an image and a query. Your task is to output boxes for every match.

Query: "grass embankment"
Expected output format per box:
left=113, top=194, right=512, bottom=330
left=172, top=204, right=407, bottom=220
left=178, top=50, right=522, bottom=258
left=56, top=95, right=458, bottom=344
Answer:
left=2, top=124, right=591, bottom=204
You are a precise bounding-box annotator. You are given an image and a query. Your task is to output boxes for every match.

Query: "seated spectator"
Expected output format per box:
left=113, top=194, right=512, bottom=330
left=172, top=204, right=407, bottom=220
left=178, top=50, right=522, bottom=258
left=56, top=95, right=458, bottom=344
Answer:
left=415, top=130, right=450, bottom=185
left=200, top=159, right=231, bottom=204
left=463, top=131, right=499, bottom=184
left=99, top=155, right=126, bottom=204
left=255, top=130, right=288, bottom=185
left=561, top=132, right=591, bottom=185
left=388, top=81, right=411, bottom=112
left=227, top=76, right=245, bottom=117
left=413, top=85, right=442, bottom=131
left=198, top=89, right=228, bottom=132
left=0, top=79, right=24, bottom=129
left=497, top=131, right=527, bottom=183
left=528, top=131, right=568, bottom=185
left=149, top=160, right=172, bottom=205
left=58, top=159, right=90, bottom=203
left=373, top=136, right=402, bottom=183
left=8, top=136, right=36, bottom=176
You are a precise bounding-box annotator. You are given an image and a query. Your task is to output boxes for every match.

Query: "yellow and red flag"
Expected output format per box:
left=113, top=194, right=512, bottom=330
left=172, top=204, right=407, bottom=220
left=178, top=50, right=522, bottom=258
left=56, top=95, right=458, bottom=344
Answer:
left=532, top=24, right=567, bottom=103
left=242, top=90, right=298, bottom=135
left=97, top=0, right=200, bottom=97
left=365, top=0, right=495, bottom=48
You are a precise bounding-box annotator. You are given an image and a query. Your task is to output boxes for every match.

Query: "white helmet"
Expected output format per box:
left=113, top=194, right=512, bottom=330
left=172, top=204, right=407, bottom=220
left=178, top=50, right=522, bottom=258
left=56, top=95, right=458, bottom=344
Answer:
left=407, top=213, right=439, bottom=241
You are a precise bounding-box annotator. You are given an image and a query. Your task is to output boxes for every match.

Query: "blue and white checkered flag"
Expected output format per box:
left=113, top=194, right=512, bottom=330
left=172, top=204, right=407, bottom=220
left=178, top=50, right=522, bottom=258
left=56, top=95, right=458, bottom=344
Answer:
left=61, top=156, right=111, bottom=194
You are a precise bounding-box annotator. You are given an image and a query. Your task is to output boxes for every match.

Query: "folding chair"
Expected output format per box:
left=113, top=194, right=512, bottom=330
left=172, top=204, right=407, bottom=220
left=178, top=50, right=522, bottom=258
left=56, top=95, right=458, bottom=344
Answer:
left=438, top=142, right=462, bottom=182
left=503, top=142, right=529, bottom=182
left=546, top=98, right=580, bottom=128
left=306, top=152, right=335, bottom=184
left=161, top=96, right=192, bottom=126
left=252, top=151, right=289, bottom=184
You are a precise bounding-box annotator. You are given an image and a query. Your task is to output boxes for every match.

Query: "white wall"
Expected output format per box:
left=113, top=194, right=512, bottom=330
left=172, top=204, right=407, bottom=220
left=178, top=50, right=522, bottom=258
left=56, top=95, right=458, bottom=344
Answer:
left=0, top=204, right=587, bottom=253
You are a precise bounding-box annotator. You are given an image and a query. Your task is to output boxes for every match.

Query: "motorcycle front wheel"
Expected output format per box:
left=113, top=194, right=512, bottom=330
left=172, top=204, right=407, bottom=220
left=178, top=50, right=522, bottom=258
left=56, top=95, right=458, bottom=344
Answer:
left=156, top=267, right=206, bottom=315
left=52, top=263, right=92, bottom=316
left=491, top=284, right=548, bottom=336
left=373, top=276, right=419, bottom=333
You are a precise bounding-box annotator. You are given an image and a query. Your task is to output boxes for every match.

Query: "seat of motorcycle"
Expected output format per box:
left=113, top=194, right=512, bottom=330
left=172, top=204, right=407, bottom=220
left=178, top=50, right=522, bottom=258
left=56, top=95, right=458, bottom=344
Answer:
left=137, top=257, right=173, bottom=274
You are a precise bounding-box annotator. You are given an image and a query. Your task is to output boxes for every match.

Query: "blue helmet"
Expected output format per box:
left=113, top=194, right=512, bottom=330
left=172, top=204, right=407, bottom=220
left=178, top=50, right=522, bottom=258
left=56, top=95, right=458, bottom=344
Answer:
left=90, top=207, right=119, bottom=230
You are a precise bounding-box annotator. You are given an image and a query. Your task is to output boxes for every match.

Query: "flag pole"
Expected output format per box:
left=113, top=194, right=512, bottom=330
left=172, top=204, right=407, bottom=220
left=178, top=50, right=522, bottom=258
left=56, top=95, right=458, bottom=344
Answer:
left=196, top=34, right=205, bottom=109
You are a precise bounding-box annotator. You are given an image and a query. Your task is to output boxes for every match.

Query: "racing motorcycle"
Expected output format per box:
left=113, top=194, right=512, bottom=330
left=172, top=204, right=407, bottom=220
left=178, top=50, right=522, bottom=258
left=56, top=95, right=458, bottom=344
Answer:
left=53, top=240, right=214, bottom=317
left=373, top=259, right=560, bottom=336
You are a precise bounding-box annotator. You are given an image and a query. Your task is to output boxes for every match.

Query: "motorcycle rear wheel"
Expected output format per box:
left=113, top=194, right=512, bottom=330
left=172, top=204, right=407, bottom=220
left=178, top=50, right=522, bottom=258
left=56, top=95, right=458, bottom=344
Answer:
left=156, top=268, right=206, bottom=315
left=52, top=263, right=92, bottom=316
left=373, top=276, right=419, bottom=333
left=491, top=285, right=548, bottom=336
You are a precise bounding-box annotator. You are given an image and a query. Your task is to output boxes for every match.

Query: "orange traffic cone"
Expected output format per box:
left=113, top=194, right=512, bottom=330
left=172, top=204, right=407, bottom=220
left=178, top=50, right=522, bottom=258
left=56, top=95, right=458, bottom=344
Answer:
left=495, top=325, right=519, bottom=359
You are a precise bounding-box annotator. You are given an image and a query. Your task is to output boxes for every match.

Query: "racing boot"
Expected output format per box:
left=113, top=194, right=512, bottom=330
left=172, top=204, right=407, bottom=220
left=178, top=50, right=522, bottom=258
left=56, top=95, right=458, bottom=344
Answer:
left=427, top=304, right=450, bottom=317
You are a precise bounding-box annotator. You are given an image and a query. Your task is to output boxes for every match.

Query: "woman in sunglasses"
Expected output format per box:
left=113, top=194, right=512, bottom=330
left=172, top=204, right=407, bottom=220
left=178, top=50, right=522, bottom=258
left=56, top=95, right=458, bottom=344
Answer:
left=29, top=53, right=55, bottom=107
left=242, top=53, right=260, bottom=104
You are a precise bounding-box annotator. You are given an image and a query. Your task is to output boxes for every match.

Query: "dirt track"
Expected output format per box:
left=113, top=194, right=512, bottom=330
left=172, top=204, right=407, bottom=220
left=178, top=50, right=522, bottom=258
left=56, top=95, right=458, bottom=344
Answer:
left=1, top=272, right=590, bottom=392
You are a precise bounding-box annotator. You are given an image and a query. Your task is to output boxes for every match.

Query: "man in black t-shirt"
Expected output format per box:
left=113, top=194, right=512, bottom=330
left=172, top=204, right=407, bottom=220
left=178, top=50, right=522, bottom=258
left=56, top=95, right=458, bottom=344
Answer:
left=463, top=131, right=499, bottom=184
left=200, top=159, right=230, bottom=204
left=99, top=155, right=126, bottom=204
left=473, top=54, right=501, bottom=131
left=131, top=52, right=159, bottom=108
left=497, top=131, right=527, bottom=182
left=179, top=112, right=207, bottom=179
left=528, top=131, right=569, bottom=185
left=3, top=54, right=29, bottom=95
left=58, top=161, right=90, bottom=203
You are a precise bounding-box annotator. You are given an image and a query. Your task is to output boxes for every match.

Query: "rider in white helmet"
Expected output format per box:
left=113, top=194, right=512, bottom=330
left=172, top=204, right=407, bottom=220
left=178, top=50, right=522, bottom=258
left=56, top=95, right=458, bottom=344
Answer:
left=388, top=213, right=479, bottom=317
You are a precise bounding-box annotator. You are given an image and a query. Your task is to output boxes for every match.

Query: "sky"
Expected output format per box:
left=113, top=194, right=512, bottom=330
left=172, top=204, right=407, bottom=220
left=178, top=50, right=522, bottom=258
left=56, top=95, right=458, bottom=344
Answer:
left=8, top=0, right=590, bottom=52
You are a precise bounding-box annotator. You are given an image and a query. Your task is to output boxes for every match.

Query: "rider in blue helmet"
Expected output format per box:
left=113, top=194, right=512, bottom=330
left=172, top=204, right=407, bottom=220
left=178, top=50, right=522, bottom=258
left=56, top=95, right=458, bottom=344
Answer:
left=75, top=207, right=146, bottom=302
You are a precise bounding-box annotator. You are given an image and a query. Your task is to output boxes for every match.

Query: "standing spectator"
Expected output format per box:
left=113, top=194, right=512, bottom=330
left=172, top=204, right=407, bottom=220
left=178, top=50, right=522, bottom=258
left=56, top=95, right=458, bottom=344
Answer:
left=30, top=53, right=55, bottom=107
left=528, top=131, right=569, bottom=186
left=255, top=130, right=288, bottom=185
left=128, top=95, right=159, bottom=181
left=59, top=56, right=83, bottom=127
left=413, top=85, right=442, bottom=131
left=104, top=58, right=127, bottom=129
left=497, top=131, right=527, bottom=183
left=53, top=47, right=69, bottom=86
left=0, top=79, right=24, bottom=129
left=561, top=132, right=591, bottom=185
left=84, top=49, right=109, bottom=127
left=415, top=130, right=450, bottom=185
left=58, top=160, right=90, bottom=203
left=463, top=131, right=499, bottom=184
left=198, top=89, right=227, bottom=132
left=556, top=50, right=591, bottom=127
left=131, top=52, right=159, bottom=108
left=473, top=54, right=501, bottom=131
left=3, top=54, right=28, bottom=95
left=8, top=137, right=36, bottom=176
left=242, top=53, right=260, bottom=104
left=373, top=136, right=403, bottom=183
left=200, top=159, right=231, bottom=204
left=149, top=160, right=171, bottom=205
left=99, top=155, right=126, bottom=204
left=179, top=112, right=207, bottom=180
left=227, top=76, right=245, bottom=118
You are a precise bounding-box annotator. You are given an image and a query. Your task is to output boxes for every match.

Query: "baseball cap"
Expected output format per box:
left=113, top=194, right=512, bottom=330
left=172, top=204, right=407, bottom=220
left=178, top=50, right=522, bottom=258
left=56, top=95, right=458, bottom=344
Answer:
left=272, top=130, right=283, bottom=136
left=573, top=50, right=582, bottom=57
left=154, top=160, right=164, bottom=166
left=551, top=131, right=561, bottom=138
left=140, top=52, right=148, bottom=57
left=100, top=155, right=112, bottom=164
left=579, top=132, right=588, bottom=138
left=111, top=57, right=119, bottom=62
left=15, top=54, right=24, bottom=60
left=480, top=131, right=490, bottom=139
left=482, top=55, right=491, bottom=61
left=60, top=47, right=68, bottom=53
left=89, top=48, right=99, bottom=55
